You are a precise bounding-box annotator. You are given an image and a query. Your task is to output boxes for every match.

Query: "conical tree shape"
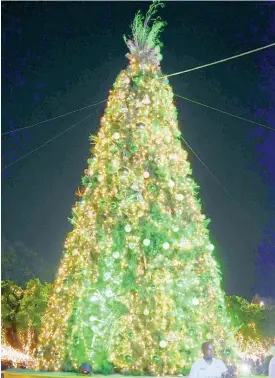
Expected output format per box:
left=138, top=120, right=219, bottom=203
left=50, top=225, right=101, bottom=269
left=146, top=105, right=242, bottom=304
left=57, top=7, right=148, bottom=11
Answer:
left=38, top=3, right=236, bottom=374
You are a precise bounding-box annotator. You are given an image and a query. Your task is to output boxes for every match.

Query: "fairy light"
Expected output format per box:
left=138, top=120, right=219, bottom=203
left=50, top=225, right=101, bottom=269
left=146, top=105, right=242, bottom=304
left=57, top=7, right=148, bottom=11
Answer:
left=236, top=333, right=275, bottom=360
left=1, top=344, right=36, bottom=368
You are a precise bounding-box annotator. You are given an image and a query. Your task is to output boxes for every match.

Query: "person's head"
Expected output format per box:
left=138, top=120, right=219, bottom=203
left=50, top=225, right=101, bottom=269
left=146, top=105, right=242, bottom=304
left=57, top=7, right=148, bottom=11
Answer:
left=202, top=342, right=214, bottom=360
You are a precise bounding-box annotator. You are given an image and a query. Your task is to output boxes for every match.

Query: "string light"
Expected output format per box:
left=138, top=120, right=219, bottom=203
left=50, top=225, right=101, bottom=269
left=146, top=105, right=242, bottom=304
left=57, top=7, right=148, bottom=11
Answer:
left=1, top=344, right=36, bottom=368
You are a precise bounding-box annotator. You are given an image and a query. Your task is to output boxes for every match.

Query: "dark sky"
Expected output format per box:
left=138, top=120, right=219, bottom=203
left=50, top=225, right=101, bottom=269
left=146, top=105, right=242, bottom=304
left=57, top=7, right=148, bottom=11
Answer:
left=2, top=1, right=275, bottom=300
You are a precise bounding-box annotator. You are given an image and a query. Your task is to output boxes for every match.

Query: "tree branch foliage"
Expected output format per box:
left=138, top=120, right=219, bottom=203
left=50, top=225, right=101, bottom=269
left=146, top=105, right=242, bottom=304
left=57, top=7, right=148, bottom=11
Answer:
left=1, top=279, right=52, bottom=350
left=226, top=295, right=275, bottom=339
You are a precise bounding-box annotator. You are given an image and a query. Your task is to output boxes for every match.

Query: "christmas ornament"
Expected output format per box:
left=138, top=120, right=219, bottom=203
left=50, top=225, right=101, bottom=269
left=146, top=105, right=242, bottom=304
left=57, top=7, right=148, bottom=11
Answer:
left=99, top=200, right=107, bottom=209
left=110, top=144, right=117, bottom=153
left=105, top=258, right=113, bottom=267
left=72, top=249, right=79, bottom=256
left=143, top=239, right=150, bottom=246
left=192, top=298, right=199, bottom=305
left=173, top=226, right=179, bottom=232
left=137, top=194, right=143, bottom=201
left=113, top=132, right=120, bottom=140
left=125, top=224, right=132, bottom=232
left=143, top=171, right=150, bottom=179
left=167, top=332, right=176, bottom=341
left=148, top=184, right=157, bottom=192
left=56, top=287, right=61, bottom=293
left=159, top=340, right=168, bottom=348
left=129, top=243, right=136, bottom=250
left=143, top=308, right=149, bottom=316
left=169, top=153, right=177, bottom=160
left=124, top=355, right=132, bottom=362
left=130, top=144, right=138, bottom=153
left=168, top=180, right=175, bottom=188
left=97, top=175, right=104, bottom=182
left=113, top=252, right=120, bottom=259
left=176, top=193, right=184, bottom=201
left=131, top=183, right=139, bottom=191
left=87, top=169, right=94, bottom=176
left=121, top=104, right=128, bottom=113
left=152, top=355, right=160, bottom=363
left=89, top=316, right=97, bottom=322
left=135, top=100, right=142, bottom=109
left=104, top=272, right=111, bottom=281
left=128, top=332, right=133, bottom=338
left=90, top=325, right=100, bottom=333
left=121, top=168, right=129, bottom=176
left=180, top=238, right=187, bottom=247
left=132, top=75, right=142, bottom=86
left=163, top=242, right=170, bottom=250
left=110, top=202, right=117, bottom=210
left=207, top=244, right=215, bottom=251
left=143, top=95, right=151, bottom=105
left=89, top=294, right=99, bottom=302
left=105, top=288, right=114, bottom=297
left=137, top=266, right=144, bottom=275
left=138, top=123, right=145, bottom=129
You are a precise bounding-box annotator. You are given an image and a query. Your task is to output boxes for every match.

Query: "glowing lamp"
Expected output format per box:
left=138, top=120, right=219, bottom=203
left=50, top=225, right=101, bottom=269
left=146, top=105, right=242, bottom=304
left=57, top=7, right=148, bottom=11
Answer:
left=80, top=363, right=92, bottom=375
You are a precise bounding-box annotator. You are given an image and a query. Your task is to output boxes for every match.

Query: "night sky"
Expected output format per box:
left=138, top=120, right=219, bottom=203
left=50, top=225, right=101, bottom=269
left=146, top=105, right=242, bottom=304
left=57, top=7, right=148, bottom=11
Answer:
left=2, top=1, right=275, bottom=300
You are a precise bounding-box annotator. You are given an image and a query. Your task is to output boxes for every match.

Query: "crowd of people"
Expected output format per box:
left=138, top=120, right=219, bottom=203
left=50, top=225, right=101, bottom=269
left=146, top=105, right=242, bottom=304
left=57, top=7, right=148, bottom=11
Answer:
left=240, top=355, right=273, bottom=376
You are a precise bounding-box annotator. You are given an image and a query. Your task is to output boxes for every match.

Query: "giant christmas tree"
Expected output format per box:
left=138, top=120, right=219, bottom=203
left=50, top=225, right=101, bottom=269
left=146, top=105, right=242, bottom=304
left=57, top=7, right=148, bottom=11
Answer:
left=38, top=3, right=236, bottom=375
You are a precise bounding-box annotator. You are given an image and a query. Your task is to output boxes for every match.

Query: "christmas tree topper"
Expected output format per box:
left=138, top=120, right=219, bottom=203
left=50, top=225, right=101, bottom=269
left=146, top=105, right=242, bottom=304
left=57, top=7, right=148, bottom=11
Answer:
left=123, top=1, right=166, bottom=66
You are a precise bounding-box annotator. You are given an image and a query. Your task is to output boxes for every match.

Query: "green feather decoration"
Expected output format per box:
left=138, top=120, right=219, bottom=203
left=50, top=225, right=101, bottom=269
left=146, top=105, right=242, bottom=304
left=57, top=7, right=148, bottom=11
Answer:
left=123, top=1, right=166, bottom=65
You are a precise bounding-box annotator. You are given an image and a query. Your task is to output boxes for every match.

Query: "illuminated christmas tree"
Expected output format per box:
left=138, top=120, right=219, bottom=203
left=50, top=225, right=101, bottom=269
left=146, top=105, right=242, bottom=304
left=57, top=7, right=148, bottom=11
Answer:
left=38, top=3, right=236, bottom=374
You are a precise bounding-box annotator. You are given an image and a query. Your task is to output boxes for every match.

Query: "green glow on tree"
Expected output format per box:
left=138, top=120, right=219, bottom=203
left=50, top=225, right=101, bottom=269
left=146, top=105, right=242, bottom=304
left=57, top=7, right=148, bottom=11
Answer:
left=38, top=2, right=237, bottom=374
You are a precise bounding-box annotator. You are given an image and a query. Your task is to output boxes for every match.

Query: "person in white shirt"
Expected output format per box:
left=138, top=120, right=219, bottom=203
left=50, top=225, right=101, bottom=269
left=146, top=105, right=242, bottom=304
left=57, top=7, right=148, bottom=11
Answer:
left=269, top=344, right=275, bottom=378
left=189, top=342, right=228, bottom=378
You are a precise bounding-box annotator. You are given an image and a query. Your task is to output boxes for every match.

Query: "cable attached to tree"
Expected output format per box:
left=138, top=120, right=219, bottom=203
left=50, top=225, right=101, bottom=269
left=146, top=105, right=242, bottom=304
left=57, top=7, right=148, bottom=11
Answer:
left=2, top=109, right=101, bottom=171
left=1, top=99, right=107, bottom=137
left=163, top=43, right=275, bottom=78
left=181, top=136, right=259, bottom=229
left=175, top=94, right=275, bottom=131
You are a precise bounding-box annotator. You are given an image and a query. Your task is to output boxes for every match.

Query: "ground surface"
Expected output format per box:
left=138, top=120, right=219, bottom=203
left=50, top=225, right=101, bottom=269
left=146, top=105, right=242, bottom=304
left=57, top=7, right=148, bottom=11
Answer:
left=3, top=370, right=265, bottom=378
